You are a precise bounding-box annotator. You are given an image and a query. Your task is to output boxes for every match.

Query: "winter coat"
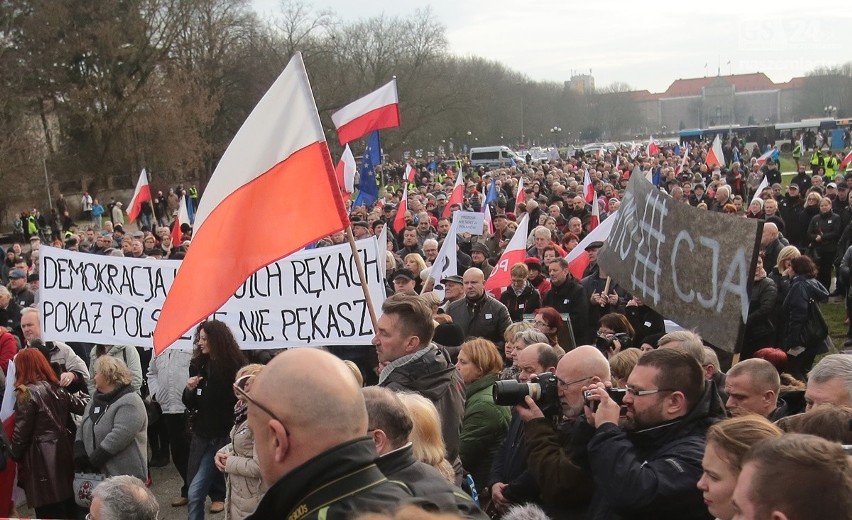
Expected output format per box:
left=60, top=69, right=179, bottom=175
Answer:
left=743, top=276, right=778, bottom=353
left=781, top=276, right=830, bottom=351
left=807, top=210, right=841, bottom=256
left=499, top=283, right=542, bottom=322
left=43, top=341, right=89, bottom=394
left=542, top=278, right=591, bottom=345
left=247, top=439, right=412, bottom=520
left=182, top=357, right=240, bottom=439
left=585, top=382, right=725, bottom=520
left=487, top=412, right=541, bottom=506
left=146, top=348, right=192, bottom=414
left=76, top=384, right=148, bottom=480
left=380, top=345, right=466, bottom=462
left=10, top=381, right=87, bottom=508
left=87, top=345, right=142, bottom=395
left=376, top=443, right=487, bottom=519
left=218, top=418, right=265, bottom=520
left=445, top=293, right=513, bottom=346
left=459, top=373, right=510, bottom=491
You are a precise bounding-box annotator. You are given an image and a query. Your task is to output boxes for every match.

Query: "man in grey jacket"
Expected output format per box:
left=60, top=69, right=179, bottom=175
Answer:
left=445, top=268, right=512, bottom=346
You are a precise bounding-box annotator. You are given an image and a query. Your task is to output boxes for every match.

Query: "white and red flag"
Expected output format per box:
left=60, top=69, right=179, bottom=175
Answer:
left=393, top=184, right=409, bottom=233
left=754, top=148, right=774, bottom=167
left=483, top=203, right=493, bottom=234
left=583, top=169, right=594, bottom=203
left=153, top=52, right=349, bottom=354
left=443, top=170, right=465, bottom=218
left=566, top=210, right=617, bottom=280
left=648, top=136, right=660, bottom=156
left=127, top=169, right=152, bottom=222
left=705, top=135, right=725, bottom=168
left=588, top=196, right=600, bottom=231
left=839, top=150, right=852, bottom=170
left=331, top=79, right=400, bottom=145
left=405, top=162, right=416, bottom=183
left=515, top=177, right=525, bottom=208
left=170, top=194, right=190, bottom=245
left=485, top=214, right=529, bottom=297
left=335, top=144, right=357, bottom=193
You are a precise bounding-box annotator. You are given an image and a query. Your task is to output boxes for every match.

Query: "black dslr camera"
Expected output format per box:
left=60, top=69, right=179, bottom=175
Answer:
left=595, top=332, right=631, bottom=354
left=492, top=373, right=561, bottom=418
left=583, top=388, right=628, bottom=412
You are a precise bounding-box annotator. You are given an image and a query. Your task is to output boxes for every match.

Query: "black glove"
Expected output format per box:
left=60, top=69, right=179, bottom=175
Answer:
left=74, top=453, right=91, bottom=472
left=89, top=447, right=109, bottom=469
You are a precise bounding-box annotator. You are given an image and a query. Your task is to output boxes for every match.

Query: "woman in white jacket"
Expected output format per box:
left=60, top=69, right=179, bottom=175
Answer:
left=214, top=364, right=266, bottom=520
left=146, top=348, right=193, bottom=507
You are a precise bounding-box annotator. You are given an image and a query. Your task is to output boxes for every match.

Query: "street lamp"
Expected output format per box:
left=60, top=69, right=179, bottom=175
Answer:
left=825, top=105, right=837, bottom=118
left=550, top=126, right=562, bottom=146
left=467, top=131, right=472, bottom=153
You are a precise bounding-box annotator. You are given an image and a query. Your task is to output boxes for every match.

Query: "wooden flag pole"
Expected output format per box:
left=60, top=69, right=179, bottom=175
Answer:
left=345, top=225, right=380, bottom=332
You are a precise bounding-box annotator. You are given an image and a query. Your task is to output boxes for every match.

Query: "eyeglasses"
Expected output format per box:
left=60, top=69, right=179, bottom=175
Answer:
left=625, top=387, right=676, bottom=397
left=556, top=375, right=593, bottom=388
left=232, top=378, right=286, bottom=426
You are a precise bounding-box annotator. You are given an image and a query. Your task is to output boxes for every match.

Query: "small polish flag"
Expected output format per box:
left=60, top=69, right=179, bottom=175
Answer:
left=393, top=184, right=409, bottom=233
left=483, top=203, right=493, bottom=234
left=706, top=135, right=725, bottom=168
left=675, top=144, right=689, bottom=174
left=443, top=169, right=465, bottom=218
left=589, top=197, right=600, bottom=231
left=171, top=194, right=190, bottom=246
left=839, top=150, right=852, bottom=170
left=153, top=52, right=349, bottom=354
left=485, top=214, right=530, bottom=297
left=648, top=136, right=659, bottom=156
left=614, top=155, right=620, bottom=170
left=583, top=169, right=594, bottom=203
left=566, top=210, right=617, bottom=279
left=331, top=79, right=401, bottom=145
left=405, top=162, right=416, bottom=183
left=515, top=177, right=525, bottom=208
left=751, top=176, right=770, bottom=203
left=335, top=144, right=357, bottom=193
left=127, top=169, right=152, bottom=222
left=754, top=148, right=774, bottom=167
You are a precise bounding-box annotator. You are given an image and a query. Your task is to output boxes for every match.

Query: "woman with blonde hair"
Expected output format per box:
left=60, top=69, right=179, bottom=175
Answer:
left=396, top=393, right=454, bottom=484
left=215, top=364, right=266, bottom=520
left=609, top=348, right=642, bottom=387
left=404, top=254, right=427, bottom=293
left=500, top=322, right=533, bottom=380
left=696, top=416, right=782, bottom=520
left=456, top=339, right=510, bottom=493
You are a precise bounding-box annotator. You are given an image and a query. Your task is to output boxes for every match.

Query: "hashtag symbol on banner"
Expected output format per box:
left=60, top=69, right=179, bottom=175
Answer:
left=631, top=191, right=668, bottom=304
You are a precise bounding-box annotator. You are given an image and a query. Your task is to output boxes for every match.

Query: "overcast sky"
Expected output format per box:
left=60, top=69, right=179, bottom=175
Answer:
left=252, top=0, right=851, bottom=93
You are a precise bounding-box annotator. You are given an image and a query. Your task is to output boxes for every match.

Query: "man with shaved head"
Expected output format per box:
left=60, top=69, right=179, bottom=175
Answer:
left=515, top=345, right=611, bottom=516
left=246, top=349, right=411, bottom=519
left=445, top=268, right=512, bottom=345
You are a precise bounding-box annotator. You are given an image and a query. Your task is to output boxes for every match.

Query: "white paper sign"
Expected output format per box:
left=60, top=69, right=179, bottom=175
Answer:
left=39, top=239, right=386, bottom=350
left=455, top=211, right=485, bottom=236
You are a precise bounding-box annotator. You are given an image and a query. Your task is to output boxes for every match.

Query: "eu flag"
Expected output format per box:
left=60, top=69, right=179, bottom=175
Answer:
left=484, top=178, right=498, bottom=206
left=353, top=131, right=381, bottom=207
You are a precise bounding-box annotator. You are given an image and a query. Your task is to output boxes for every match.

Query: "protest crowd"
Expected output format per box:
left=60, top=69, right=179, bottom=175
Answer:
left=0, top=132, right=851, bottom=520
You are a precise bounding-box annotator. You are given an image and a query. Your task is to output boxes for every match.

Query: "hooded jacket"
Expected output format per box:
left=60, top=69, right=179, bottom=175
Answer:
left=380, top=345, right=466, bottom=462
left=585, top=381, right=726, bottom=520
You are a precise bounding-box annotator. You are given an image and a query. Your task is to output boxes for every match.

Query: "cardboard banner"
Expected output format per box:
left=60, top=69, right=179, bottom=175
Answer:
left=598, top=175, right=762, bottom=352
left=39, top=238, right=386, bottom=350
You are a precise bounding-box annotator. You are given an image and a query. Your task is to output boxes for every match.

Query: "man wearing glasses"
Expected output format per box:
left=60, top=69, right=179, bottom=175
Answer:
left=514, top=345, right=610, bottom=517
left=245, top=349, right=413, bottom=519
left=582, top=348, right=724, bottom=519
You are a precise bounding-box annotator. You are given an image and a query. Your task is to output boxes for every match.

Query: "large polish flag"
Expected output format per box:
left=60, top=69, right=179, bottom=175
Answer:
left=127, top=169, right=152, bottom=222
left=170, top=194, right=190, bottom=246
left=443, top=170, right=465, bottom=218
left=485, top=214, right=529, bottom=297
left=754, top=148, right=774, bottom=167
left=153, top=52, right=349, bottom=354
left=583, top=169, right=594, bottom=203
left=566, top=210, right=617, bottom=280
left=335, top=144, right=357, bottom=193
left=393, top=184, right=409, bottom=233
left=705, top=135, right=725, bottom=168
left=751, top=176, right=769, bottom=203
left=331, top=79, right=401, bottom=145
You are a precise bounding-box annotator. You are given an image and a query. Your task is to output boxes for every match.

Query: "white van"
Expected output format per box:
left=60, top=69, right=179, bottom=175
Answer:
left=469, top=146, right=523, bottom=168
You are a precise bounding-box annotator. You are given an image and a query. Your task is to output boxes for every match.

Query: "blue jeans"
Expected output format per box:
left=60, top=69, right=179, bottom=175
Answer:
left=187, top=434, right=228, bottom=520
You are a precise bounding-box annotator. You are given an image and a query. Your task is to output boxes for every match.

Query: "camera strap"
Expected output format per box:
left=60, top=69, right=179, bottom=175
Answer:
left=286, top=464, right=397, bottom=520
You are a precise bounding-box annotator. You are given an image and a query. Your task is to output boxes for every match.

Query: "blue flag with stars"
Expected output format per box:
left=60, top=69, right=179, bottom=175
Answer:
left=353, top=131, right=381, bottom=207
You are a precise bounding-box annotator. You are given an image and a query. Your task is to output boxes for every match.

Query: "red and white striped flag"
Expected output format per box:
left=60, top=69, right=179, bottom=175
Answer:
left=405, top=162, right=416, bottom=183
left=127, top=169, right=152, bottom=222
left=648, top=136, right=660, bottom=156
left=515, top=177, right=525, bottom=208
left=706, top=135, right=725, bottom=168
left=443, top=170, right=465, bottom=218
left=331, top=79, right=401, bottom=145
left=589, top=196, right=600, bottom=231
left=485, top=214, right=529, bottom=297
left=153, top=52, right=349, bottom=354
left=583, top=169, right=594, bottom=203
left=566, top=210, right=617, bottom=279
left=170, top=194, right=190, bottom=245
left=839, top=150, right=852, bottom=170
left=393, top=184, right=409, bottom=233
left=754, top=148, right=774, bottom=167
left=483, top=203, right=493, bottom=234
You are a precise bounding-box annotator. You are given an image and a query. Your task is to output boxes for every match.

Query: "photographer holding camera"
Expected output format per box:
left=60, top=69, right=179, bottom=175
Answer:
left=511, top=345, right=611, bottom=517
left=581, top=348, right=725, bottom=520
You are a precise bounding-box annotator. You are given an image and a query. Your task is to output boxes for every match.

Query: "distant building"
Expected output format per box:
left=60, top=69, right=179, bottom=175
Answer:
left=627, top=73, right=805, bottom=131
left=567, top=74, right=595, bottom=96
